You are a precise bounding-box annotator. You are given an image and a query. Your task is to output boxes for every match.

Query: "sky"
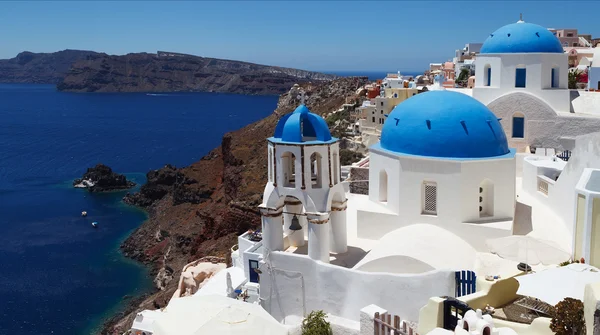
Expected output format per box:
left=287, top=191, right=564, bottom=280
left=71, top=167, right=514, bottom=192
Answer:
left=1, top=1, right=600, bottom=72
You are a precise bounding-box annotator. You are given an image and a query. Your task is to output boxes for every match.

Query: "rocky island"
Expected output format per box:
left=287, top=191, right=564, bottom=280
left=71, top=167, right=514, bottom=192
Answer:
left=57, top=51, right=337, bottom=95
left=73, top=164, right=136, bottom=192
left=0, top=49, right=101, bottom=84
left=102, top=76, right=368, bottom=333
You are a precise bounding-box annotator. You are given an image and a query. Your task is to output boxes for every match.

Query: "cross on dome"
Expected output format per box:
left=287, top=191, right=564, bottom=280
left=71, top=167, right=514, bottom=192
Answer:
left=518, top=13, right=524, bottom=23
left=296, top=90, right=306, bottom=105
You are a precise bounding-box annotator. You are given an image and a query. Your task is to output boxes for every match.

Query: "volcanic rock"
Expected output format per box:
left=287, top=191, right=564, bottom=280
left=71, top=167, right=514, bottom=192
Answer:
left=73, top=164, right=135, bottom=192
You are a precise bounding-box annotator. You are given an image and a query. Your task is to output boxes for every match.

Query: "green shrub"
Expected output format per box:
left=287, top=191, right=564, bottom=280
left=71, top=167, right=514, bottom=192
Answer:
left=340, top=149, right=363, bottom=166
left=302, top=310, right=332, bottom=335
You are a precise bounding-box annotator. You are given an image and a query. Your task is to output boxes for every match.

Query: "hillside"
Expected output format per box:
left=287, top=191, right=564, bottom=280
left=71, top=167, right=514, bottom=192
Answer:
left=0, top=49, right=102, bottom=84
left=102, top=76, right=369, bottom=334
left=57, top=52, right=337, bottom=95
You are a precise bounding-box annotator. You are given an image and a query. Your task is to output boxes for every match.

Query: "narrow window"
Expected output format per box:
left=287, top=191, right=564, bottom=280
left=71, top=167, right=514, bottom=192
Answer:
left=551, top=67, right=559, bottom=88
left=380, top=102, right=383, bottom=106
left=379, top=170, right=388, bottom=202
left=422, top=181, right=437, bottom=215
left=512, top=113, right=525, bottom=138
left=310, top=152, right=322, bottom=188
left=372, top=116, right=375, bottom=123
left=484, top=65, right=491, bottom=87
left=515, top=67, right=526, bottom=88
left=332, top=152, right=339, bottom=184
left=268, top=148, right=273, bottom=182
left=282, top=152, right=296, bottom=187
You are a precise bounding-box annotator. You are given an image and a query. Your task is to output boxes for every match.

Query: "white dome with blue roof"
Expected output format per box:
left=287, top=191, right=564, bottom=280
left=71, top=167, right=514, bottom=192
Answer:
left=480, top=20, right=563, bottom=54
left=271, top=105, right=335, bottom=143
left=379, top=91, right=512, bottom=159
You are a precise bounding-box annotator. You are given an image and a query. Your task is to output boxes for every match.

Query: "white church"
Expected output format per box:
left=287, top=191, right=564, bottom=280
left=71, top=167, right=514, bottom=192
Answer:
left=129, top=18, right=600, bottom=335
left=469, top=19, right=600, bottom=153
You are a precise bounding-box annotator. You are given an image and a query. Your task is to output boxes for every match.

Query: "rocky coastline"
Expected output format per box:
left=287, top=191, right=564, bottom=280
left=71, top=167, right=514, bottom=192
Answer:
left=101, top=77, right=369, bottom=334
left=56, top=52, right=337, bottom=95
left=73, top=164, right=135, bottom=192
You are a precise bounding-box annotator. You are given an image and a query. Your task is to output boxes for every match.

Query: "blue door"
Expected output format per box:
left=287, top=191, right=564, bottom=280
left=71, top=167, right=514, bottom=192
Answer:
left=249, top=260, right=259, bottom=283
left=512, top=117, right=525, bottom=138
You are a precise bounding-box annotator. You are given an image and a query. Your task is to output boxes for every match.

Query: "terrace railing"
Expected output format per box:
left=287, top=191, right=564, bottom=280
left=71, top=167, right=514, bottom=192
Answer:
left=374, top=312, right=418, bottom=335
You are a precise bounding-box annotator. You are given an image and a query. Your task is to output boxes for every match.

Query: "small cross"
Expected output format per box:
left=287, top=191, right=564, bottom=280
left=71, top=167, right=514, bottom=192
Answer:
left=297, top=90, right=306, bottom=105
left=519, top=13, right=523, bottom=21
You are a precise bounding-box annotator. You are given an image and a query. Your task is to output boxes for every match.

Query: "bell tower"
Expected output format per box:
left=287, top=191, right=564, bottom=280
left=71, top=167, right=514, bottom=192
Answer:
left=260, top=103, right=347, bottom=263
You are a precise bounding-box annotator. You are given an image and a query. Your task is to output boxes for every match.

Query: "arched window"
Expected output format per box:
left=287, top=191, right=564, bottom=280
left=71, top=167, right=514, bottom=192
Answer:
left=422, top=181, right=437, bottom=215
left=479, top=179, right=494, bottom=218
left=310, top=152, right=322, bottom=188
left=332, top=152, right=339, bottom=184
left=512, top=112, right=525, bottom=138
left=281, top=151, right=296, bottom=187
left=379, top=170, right=388, bottom=202
left=515, top=66, right=526, bottom=88
left=551, top=66, right=559, bottom=88
left=483, top=64, right=491, bottom=87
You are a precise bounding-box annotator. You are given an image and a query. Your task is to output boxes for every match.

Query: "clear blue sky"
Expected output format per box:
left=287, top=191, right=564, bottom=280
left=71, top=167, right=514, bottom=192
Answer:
left=2, top=1, right=600, bottom=72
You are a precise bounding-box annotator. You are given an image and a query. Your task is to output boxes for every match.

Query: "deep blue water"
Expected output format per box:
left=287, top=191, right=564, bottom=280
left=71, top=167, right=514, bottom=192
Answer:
left=0, top=84, right=277, bottom=334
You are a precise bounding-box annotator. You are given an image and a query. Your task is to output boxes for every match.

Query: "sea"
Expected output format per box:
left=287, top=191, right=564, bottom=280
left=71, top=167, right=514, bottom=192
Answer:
left=0, top=84, right=278, bottom=335
left=0, top=71, right=404, bottom=335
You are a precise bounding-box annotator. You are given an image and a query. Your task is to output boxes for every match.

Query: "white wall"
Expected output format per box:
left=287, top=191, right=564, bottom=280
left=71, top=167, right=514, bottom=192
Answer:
left=473, top=53, right=570, bottom=113
left=548, top=133, right=600, bottom=233
left=259, top=251, right=454, bottom=324
left=356, top=210, right=512, bottom=252
left=589, top=68, right=600, bottom=90
left=571, top=91, right=600, bottom=116
left=485, top=92, right=600, bottom=153
left=368, top=148, right=515, bottom=225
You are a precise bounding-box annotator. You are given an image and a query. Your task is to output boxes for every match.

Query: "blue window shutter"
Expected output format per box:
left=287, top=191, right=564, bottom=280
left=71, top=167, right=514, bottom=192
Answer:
left=516, top=68, right=526, bottom=88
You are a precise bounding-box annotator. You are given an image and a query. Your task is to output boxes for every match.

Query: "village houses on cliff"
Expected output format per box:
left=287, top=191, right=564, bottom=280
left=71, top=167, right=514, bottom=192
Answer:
left=129, top=18, right=600, bottom=335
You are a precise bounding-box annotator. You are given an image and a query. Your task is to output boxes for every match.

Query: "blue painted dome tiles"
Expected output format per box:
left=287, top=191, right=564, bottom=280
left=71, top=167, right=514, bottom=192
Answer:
left=271, top=104, right=334, bottom=143
left=380, top=91, right=510, bottom=159
left=480, top=21, right=563, bottom=54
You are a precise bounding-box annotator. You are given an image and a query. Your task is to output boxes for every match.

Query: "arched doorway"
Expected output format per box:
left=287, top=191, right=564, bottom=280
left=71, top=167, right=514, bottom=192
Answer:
left=379, top=170, right=388, bottom=202
left=479, top=179, right=494, bottom=218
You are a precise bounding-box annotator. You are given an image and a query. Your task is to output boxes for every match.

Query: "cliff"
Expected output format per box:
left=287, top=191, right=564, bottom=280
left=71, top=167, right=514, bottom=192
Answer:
left=57, top=52, right=337, bottom=95
left=0, top=49, right=102, bottom=84
left=103, top=76, right=369, bottom=333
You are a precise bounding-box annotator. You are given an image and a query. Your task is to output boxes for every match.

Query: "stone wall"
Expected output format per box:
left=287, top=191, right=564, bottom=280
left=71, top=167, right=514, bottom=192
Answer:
left=349, top=167, right=369, bottom=195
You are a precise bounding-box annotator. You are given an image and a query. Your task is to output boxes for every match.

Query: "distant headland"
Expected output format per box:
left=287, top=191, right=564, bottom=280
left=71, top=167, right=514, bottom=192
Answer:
left=0, top=49, right=337, bottom=95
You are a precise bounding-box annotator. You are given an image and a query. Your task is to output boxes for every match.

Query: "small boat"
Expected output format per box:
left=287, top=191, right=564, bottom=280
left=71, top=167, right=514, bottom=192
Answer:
left=92, top=222, right=98, bottom=228
left=81, top=211, right=88, bottom=217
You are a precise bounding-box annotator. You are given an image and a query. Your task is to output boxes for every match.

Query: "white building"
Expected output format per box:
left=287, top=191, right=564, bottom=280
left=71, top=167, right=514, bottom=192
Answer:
left=471, top=19, right=600, bottom=153
left=588, top=47, right=600, bottom=90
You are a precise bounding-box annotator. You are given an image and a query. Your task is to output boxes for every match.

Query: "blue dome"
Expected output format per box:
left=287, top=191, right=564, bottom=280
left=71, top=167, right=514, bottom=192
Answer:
left=380, top=91, right=510, bottom=159
left=480, top=21, right=563, bottom=54
left=272, top=105, right=333, bottom=143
